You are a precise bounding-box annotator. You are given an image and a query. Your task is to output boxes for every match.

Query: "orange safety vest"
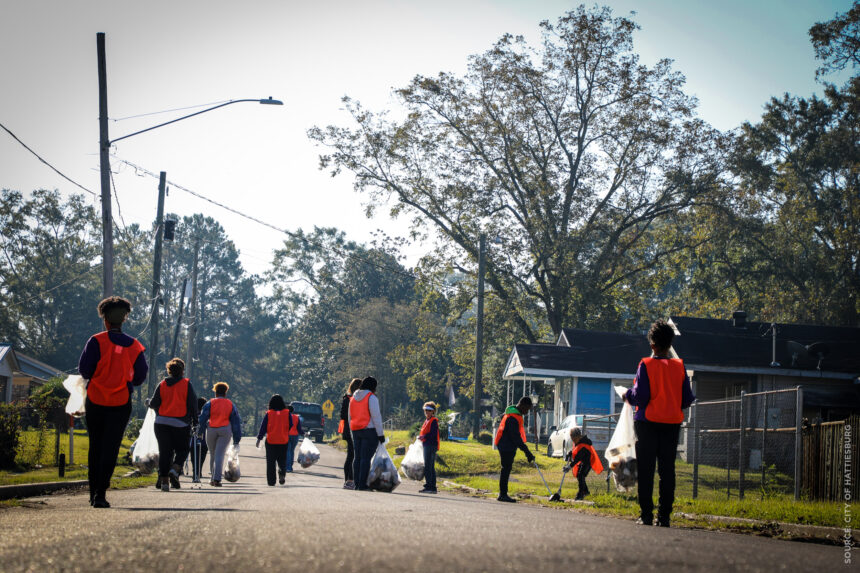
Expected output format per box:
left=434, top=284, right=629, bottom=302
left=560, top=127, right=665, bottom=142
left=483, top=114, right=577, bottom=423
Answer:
left=209, top=397, right=233, bottom=428
left=158, top=378, right=189, bottom=417
left=337, top=419, right=345, bottom=434
left=494, top=413, right=527, bottom=446
left=570, top=442, right=604, bottom=476
left=266, top=409, right=291, bottom=444
left=419, top=416, right=440, bottom=451
left=289, top=413, right=300, bottom=436
left=87, top=331, right=145, bottom=407
left=642, top=357, right=687, bottom=424
left=349, top=393, right=372, bottom=431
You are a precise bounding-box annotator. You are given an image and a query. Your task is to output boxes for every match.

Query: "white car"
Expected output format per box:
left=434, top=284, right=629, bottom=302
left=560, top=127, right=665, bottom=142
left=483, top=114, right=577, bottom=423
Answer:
left=546, top=414, right=582, bottom=457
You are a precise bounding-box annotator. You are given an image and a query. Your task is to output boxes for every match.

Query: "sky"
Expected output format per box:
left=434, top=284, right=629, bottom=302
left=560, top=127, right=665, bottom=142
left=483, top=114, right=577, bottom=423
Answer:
left=0, top=0, right=853, bottom=283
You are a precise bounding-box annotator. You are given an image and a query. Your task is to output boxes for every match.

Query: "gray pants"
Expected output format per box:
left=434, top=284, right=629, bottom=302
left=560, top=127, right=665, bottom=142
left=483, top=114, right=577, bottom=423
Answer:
left=206, top=425, right=233, bottom=482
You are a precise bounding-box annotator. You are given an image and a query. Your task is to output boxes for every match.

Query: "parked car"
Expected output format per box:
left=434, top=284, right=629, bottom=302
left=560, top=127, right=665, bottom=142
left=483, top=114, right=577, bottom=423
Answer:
left=291, top=401, right=325, bottom=443
left=546, top=414, right=581, bottom=457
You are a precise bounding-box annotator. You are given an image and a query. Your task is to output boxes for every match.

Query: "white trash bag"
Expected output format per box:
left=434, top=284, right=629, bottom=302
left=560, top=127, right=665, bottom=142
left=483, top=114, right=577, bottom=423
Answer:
left=223, top=443, right=241, bottom=482
left=605, top=385, right=637, bottom=492
left=400, top=438, right=425, bottom=481
left=367, top=441, right=401, bottom=492
left=63, top=375, right=87, bottom=417
left=131, top=408, right=159, bottom=474
left=297, top=436, right=321, bottom=468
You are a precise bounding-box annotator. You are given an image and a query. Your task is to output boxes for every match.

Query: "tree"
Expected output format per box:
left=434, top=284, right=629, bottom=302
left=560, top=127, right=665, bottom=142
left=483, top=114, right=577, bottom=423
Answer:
left=310, top=5, right=723, bottom=340
left=810, top=1, right=860, bottom=79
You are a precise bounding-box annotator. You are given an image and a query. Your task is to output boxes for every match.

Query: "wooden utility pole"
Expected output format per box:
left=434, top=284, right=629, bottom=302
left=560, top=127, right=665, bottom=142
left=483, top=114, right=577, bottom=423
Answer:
left=171, top=278, right=188, bottom=357
left=186, top=240, right=201, bottom=381
left=473, top=233, right=486, bottom=438
left=97, top=32, right=113, bottom=297
left=146, top=172, right=167, bottom=396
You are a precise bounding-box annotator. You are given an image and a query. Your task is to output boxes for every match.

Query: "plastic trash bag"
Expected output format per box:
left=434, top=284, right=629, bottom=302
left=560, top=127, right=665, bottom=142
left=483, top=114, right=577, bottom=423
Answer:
left=367, top=441, right=401, bottom=492
left=605, top=385, right=637, bottom=491
left=63, top=375, right=87, bottom=417
left=400, top=438, right=425, bottom=481
left=131, top=408, right=159, bottom=474
left=297, top=436, right=321, bottom=468
left=223, top=443, right=241, bottom=482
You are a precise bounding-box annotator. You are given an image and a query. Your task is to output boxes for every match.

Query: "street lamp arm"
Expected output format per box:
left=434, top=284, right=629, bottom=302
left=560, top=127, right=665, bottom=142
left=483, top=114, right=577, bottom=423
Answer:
left=110, top=97, right=283, bottom=145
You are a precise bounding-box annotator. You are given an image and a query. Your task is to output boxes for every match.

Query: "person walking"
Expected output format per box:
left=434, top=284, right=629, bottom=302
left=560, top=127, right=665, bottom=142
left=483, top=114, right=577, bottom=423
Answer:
left=625, top=319, right=695, bottom=527
left=339, top=378, right=362, bottom=489
left=198, top=382, right=242, bottom=487
left=565, top=427, right=603, bottom=500
left=191, top=397, right=209, bottom=481
left=256, top=394, right=292, bottom=486
left=349, top=376, right=385, bottom=491
left=148, top=358, right=198, bottom=492
left=285, top=403, right=304, bottom=473
left=78, top=296, right=148, bottom=508
left=494, top=396, right=535, bottom=502
left=418, top=402, right=440, bottom=494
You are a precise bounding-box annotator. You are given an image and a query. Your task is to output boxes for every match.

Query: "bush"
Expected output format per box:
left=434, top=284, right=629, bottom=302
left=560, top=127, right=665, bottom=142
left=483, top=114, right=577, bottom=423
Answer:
left=407, top=420, right=422, bottom=439
left=0, top=403, right=21, bottom=469
left=477, top=432, right=493, bottom=445
left=125, top=417, right=144, bottom=440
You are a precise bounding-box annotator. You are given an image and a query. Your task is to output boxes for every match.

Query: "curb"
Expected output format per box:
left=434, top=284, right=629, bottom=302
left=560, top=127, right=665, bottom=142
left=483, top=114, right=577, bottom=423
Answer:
left=0, top=480, right=88, bottom=500
left=676, top=512, right=846, bottom=541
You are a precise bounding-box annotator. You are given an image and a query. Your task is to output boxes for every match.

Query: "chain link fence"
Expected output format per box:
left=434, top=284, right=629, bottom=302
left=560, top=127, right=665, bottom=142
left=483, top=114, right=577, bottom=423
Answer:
left=687, top=387, right=802, bottom=500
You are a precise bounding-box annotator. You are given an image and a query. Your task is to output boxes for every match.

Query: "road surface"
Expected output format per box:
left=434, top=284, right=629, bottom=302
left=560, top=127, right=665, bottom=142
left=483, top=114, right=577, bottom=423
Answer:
left=1, top=438, right=841, bottom=572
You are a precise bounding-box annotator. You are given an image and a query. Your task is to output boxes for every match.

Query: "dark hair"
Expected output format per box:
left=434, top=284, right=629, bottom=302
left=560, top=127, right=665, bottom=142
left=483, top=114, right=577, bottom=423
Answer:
left=213, top=382, right=229, bottom=396
left=286, top=403, right=294, bottom=412
left=98, top=296, right=131, bottom=327
left=516, top=396, right=533, bottom=410
left=648, top=319, right=675, bottom=352
left=347, top=378, right=362, bottom=395
left=166, top=358, right=185, bottom=378
left=268, top=394, right=286, bottom=411
left=360, top=376, right=378, bottom=392
left=197, top=397, right=207, bottom=412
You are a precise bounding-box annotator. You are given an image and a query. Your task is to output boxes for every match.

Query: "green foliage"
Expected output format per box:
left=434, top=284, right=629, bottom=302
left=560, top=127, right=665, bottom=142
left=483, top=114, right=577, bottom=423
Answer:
left=809, top=0, right=859, bottom=79
left=477, top=432, right=493, bottom=445
left=125, top=417, right=144, bottom=440
left=0, top=403, right=21, bottom=469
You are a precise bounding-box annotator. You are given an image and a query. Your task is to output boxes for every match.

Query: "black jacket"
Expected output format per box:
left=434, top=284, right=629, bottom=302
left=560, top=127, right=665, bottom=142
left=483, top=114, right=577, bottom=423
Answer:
left=565, top=435, right=594, bottom=471
left=148, top=377, right=198, bottom=426
left=496, top=413, right=533, bottom=457
left=339, top=394, right=351, bottom=437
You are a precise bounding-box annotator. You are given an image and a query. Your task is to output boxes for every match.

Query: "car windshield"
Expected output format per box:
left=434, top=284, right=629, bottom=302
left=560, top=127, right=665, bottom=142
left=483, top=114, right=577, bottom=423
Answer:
left=291, top=403, right=322, bottom=415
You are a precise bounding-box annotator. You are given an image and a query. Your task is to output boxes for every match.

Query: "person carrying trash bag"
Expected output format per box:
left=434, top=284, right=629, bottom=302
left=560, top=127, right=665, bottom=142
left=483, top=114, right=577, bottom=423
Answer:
left=625, top=320, right=695, bottom=527
left=417, top=401, right=440, bottom=494
left=198, top=382, right=242, bottom=487
left=78, top=296, right=148, bottom=508
left=148, top=358, right=198, bottom=492
left=564, top=427, right=604, bottom=500
left=256, top=394, right=292, bottom=486
left=339, top=378, right=362, bottom=489
left=349, top=376, right=385, bottom=491
left=285, top=403, right=304, bottom=473
left=494, top=396, right=535, bottom=503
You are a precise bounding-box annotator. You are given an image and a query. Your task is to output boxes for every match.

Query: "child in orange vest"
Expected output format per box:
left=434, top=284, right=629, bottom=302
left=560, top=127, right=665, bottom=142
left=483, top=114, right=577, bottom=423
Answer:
left=564, top=427, right=604, bottom=500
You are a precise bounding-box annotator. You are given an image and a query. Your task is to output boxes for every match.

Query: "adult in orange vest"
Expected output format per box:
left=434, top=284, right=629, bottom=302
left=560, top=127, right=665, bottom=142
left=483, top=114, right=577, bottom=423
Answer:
left=494, top=396, right=535, bottom=502
left=418, top=401, right=440, bottom=494
left=564, top=427, right=604, bottom=500
left=255, top=394, right=292, bottom=486
left=78, top=296, right=148, bottom=508
left=349, top=376, right=385, bottom=491
left=198, top=382, right=243, bottom=486
left=148, top=358, right=198, bottom=492
left=285, top=403, right=304, bottom=472
left=625, top=320, right=695, bottom=527
left=338, top=378, right=362, bottom=489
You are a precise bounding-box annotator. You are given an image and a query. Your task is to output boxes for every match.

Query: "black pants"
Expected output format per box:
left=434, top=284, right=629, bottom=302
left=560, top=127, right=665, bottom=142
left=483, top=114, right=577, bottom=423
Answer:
left=85, top=398, right=131, bottom=500
left=154, top=423, right=190, bottom=478
left=572, top=449, right=591, bottom=496
left=352, top=428, right=378, bottom=490
left=265, top=442, right=288, bottom=485
left=498, top=449, right=516, bottom=496
left=634, top=420, right=681, bottom=521
left=343, top=431, right=355, bottom=482
left=423, top=445, right=437, bottom=490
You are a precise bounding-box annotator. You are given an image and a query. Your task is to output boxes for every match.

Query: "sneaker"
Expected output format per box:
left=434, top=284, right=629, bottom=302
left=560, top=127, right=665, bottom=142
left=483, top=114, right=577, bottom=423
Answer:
left=279, top=471, right=286, bottom=485
left=656, top=515, right=671, bottom=528
left=497, top=494, right=517, bottom=503
left=155, top=476, right=162, bottom=489
left=343, top=481, right=355, bottom=490
left=169, top=466, right=181, bottom=489
left=92, top=497, right=110, bottom=508
left=212, top=480, right=222, bottom=487
left=635, top=516, right=653, bottom=526
left=574, top=491, right=585, bottom=501
left=161, top=480, right=170, bottom=493
left=209, top=480, right=217, bottom=487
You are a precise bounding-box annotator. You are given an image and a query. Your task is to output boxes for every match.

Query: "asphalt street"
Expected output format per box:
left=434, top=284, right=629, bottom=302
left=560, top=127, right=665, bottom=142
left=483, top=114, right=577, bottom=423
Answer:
left=0, top=438, right=841, bottom=572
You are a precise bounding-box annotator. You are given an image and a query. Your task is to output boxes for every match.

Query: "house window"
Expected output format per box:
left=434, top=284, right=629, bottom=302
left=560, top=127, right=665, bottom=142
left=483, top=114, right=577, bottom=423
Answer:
left=576, top=378, right=610, bottom=415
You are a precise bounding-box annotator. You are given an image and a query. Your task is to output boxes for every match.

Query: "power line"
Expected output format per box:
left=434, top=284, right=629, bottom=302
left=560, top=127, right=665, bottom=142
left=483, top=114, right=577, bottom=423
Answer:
left=0, top=121, right=97, bottom=196
left=110, top=100, right=232, bottom=122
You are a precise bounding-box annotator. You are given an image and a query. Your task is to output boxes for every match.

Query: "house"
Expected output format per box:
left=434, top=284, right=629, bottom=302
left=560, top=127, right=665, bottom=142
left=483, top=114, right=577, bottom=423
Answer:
left=0, top=344, right=63, bottom=403
left=503, top=315, right=860, bottom=433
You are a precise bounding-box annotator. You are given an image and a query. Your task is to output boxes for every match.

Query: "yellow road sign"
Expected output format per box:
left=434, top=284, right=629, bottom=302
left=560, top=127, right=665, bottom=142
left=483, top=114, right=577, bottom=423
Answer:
left=322, top=399, right=334, bottom=417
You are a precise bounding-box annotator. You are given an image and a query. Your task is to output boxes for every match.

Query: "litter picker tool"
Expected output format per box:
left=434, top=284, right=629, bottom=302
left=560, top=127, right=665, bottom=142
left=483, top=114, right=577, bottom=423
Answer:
left=533, top=461, right=553, bottom=497
left=549, top=464, right=570, bottom=502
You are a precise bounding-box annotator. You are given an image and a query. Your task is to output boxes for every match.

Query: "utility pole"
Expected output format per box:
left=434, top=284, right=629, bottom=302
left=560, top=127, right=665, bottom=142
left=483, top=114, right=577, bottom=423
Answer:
left=97, top=32, right=113, bottom=298
left=171, top=277, right=188, bottom=357
left=146, top=172, right=167, bottom=397
left=473, top=233, right=486, bottom=439
left=186, top=239, right=201, bottom=381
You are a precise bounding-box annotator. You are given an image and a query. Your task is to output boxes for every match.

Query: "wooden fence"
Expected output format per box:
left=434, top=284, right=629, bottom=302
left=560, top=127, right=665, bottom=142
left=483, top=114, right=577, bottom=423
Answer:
left=802, top=415, right=859, bottom=501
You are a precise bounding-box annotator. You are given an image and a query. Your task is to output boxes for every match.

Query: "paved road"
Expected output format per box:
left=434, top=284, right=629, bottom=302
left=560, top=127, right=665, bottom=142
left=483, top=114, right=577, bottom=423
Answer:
left=1, top=438, right=840, bottom=572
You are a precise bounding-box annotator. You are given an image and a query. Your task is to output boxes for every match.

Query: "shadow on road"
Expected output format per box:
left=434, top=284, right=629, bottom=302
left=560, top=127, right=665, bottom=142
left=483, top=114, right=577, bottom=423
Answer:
left=118, top=507, right=256, bottom=512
